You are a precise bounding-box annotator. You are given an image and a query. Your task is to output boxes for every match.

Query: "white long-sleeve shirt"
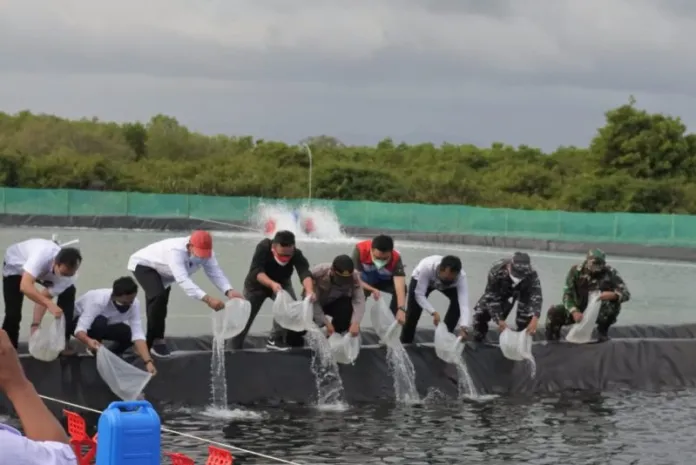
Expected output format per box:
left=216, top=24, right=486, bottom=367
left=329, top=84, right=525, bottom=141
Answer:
left=127, top=237, right=233, bottom=300
left=74, top=288, right=146, bottom=342
left=2, top=239, right=77, bottom=297
left=411, top=255, right=471, bottom=328
left=0, top=424, right=77, bottom=465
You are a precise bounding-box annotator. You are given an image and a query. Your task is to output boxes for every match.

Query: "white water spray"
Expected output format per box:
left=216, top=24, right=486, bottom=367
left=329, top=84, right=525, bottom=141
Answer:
left=304, top=328, right=348, bottom=409
left=210, top=337, right=228, bottom=409
left=253, top=202, right=352, bottom=242
left=385, top=344, right=420, bottom=403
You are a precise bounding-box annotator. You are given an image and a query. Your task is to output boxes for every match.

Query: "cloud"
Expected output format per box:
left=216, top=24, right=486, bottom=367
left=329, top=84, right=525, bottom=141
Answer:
left=1, top=0, right=696, bottom=149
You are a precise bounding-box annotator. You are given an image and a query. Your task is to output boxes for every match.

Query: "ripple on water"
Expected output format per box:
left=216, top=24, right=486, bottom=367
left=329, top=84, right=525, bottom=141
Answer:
left=157, top=388, right=696, bottom=464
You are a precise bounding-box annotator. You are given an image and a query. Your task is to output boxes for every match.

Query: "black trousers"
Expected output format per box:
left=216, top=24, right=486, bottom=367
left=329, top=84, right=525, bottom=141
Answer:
left=322, top=297, right=354, bottom=334
left=362, top=279, right=400, bottom=315
left=231, top=282, right=298, bottom=349
left=2, top=275, right=76, bottom=349
left=401, top=277, right=460, bottom=344
left=69, top=315, right=133, bottom=355
left=132, top=265, right=171, bottom=349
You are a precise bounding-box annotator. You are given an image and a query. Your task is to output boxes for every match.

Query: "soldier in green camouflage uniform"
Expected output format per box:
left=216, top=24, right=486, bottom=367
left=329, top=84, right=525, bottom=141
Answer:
left=545, top=248, right=630, bottom=343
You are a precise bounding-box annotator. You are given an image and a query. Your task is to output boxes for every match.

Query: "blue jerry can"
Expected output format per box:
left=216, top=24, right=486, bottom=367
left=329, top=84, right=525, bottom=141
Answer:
left=95, top=400, right=161, bottom=465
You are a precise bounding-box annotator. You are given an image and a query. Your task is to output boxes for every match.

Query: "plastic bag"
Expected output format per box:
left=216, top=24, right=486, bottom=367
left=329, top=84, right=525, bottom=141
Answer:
left=96, top=346, right=152, bottom=401
left=565, top=291, right=601, bottom=344
left=369, top=295, right=402, bottom=346
left=28, top=315, right=66, bottom=362
left=212, top=298, right=252, bottom=340
left=328, top=332, right=361, bottom=364
left=272, top=290, right=314, bottom=332
left=434, top=323, right=464, bottom=364
left=499, top=328, right=533, bottom=361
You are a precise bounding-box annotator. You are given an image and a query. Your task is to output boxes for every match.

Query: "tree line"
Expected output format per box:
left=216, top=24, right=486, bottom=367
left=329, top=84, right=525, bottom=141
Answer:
left=1, top=96, right=695, bottom=214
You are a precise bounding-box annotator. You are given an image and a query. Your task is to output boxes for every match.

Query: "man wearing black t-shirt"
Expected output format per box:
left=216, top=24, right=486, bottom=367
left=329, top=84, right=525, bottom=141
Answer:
left=231, top=231, right=315, bottom=351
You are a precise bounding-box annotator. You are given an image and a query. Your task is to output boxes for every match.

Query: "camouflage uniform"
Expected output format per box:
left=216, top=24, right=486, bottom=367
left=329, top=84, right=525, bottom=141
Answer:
left=472, top=252, right=543, bottom=342
left=545, top=249, right=630, bottom=342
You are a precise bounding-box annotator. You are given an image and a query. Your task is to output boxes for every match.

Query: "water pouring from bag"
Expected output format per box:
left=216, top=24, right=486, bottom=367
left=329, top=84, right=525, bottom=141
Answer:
left=328, top=332, right=361, bottom=364
left=212, top=298, right=252, bottom=340
left=499, top=328, right=537, bottom=378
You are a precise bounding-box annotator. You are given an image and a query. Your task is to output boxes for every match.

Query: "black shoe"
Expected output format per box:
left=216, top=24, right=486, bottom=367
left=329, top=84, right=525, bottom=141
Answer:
left=150, top=341, right=172, bottom=358
left=266, top=337, right=290, bottom=352
left=546, top=328, right=561, bottom=342
left=596, top=333, right=610, bottom=343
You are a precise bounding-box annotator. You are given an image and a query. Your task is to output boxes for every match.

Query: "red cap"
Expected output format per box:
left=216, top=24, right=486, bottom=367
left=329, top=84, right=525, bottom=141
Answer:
left=189, top=230, right=213, bottom=258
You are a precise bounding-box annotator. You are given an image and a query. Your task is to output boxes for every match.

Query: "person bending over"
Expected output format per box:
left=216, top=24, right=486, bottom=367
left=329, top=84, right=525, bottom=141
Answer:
left=0, top=328, right=78, bottom=465
left=545, top=248, right=630, bottom=343
left=233, top=230, right=315, bottom=351
left=351, top=235, right=407, bottom=322
left=309, top=254, right=365, bottom=337
left=471, top=252, right=542, bottom=342
left=127, top=230, right=243, bottom=357
left=401, top=255, right=470, bottom=343
left=2, top=238, right=82, bottom=350
left=70, top=277, right=156, bottom=375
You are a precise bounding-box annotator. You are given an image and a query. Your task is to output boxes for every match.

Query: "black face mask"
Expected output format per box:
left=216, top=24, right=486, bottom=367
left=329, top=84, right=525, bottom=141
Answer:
left=439, top=278, right=455, bottom=287
left=112, top=300, right=131, bottom=313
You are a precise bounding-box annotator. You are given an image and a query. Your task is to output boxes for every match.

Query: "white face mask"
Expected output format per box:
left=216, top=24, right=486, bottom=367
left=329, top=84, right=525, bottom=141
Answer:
left=189, top=256, right=206, bottom=267
left=274, top=257, right=290, bottom=266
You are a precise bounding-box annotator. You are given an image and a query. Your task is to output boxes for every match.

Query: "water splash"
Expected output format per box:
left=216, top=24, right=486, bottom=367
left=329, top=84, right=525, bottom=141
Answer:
left=253, top=202, right=353, bottom=242
left=304, top=328, right=348, bottom=410
left=385, top=344, right=420, bottom=404
left=210, top=337, right=228, bottom=409
left=453, top=357, right=479, bottom=399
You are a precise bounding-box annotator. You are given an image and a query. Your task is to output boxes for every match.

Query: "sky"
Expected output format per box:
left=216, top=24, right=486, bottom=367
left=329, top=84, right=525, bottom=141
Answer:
left=1, top=0, right=696, bottom=151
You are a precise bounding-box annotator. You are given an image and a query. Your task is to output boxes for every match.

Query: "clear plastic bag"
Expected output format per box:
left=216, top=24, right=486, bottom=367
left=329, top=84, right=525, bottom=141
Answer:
left=328, top=332, right=361, bottom=364
left=212, top=298, right=252, bottom=340
left=499, top=328, right=536, bottom=377
left=565, top=291, right=601, bottom=344
left=95, top=346, right=152, bottom=401
left=434, top=323, right=464, bottom=364
left=369, top=295, right=402, bottom=346
left=28, top=314, right=66, bottom=362
left=272, top=290, right=314, bottom=332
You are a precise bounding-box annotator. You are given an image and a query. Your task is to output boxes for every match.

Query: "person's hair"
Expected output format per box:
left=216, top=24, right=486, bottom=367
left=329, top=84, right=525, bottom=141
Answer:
left=55, top=247, right=82, bottom=269
left=332, top=254, right=355, bottom=274
left=371, top=235, right=394, bottom=252
left=112, top=276, right=138, bottom=297
left=272, top=230, right=296, bottom=247
left=439, top=255, right=462, bottom=273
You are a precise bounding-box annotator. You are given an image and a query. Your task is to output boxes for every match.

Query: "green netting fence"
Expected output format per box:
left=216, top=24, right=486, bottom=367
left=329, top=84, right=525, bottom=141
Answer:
left=1, top=187, right=695, bottom=247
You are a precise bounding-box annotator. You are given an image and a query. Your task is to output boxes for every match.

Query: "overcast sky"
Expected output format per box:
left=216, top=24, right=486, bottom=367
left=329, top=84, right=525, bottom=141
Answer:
left=1, top=0, right=696, bottom=151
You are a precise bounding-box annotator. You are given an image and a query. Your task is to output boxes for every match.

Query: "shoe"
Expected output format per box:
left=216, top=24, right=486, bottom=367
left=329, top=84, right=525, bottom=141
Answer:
left=266, top=337, right=290, bottom=352
left=150, top=341, right=172, bottom=358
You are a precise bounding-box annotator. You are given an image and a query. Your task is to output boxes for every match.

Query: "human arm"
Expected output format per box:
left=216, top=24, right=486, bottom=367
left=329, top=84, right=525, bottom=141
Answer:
left=165, top=248, right=208, bottom=300
left=352, top=246, right=378, bottom=293
left=73, top=296, right=101, bottom=350
left=249, top=240, right=280, bottom=292
left=0, top=330, right=69, bottom=445
left=605, top=267, right=630, bottom=303
left=561, top=265, right=580, bottom=313
left=202, top=255, right=235, bottom=295
left=455, top=273, right=472, bottom=329
left=293, top=250, right=314, bottom=297
left=524, top=272, right=543, bottom=319
left=391, top=256, right=407, bottom=310
left=128, top=303, right=155, bottom=372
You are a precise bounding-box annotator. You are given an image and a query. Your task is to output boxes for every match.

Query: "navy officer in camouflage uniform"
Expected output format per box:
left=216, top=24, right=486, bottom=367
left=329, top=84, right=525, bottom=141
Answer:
left=472, top=252, right=543, bottom=342
left=545, top=248, right=630, bottom=343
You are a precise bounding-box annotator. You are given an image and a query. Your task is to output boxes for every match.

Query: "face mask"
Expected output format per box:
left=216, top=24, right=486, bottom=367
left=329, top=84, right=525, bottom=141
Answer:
left=188, top=256, right=206, bottom=267
left=112, top=300, right=131, bottom=313
left=438, top=277, right=455, bottom=287
left=372, top=254, right=388, bottom=269
left=273, top=250, right=292, bottom=267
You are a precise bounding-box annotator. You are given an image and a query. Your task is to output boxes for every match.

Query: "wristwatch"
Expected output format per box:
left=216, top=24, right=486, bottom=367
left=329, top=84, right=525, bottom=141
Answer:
left=397, top=306, right=406, bottom=312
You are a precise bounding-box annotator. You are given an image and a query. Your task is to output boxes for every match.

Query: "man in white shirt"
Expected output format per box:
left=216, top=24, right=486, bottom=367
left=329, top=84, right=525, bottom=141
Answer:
left=69, top=277, right=156, bottom=375
left=127, top=230, right=243, bottom=357
left=0, top=328, right=77, bottom=465
left=401, top=255, right=470, bottom=344
left=2, top=239, right=82, bottom=349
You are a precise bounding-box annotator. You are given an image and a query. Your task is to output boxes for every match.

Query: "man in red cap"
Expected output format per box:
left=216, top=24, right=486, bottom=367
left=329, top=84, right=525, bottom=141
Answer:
left=127, top=230, right=243, bottom=357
